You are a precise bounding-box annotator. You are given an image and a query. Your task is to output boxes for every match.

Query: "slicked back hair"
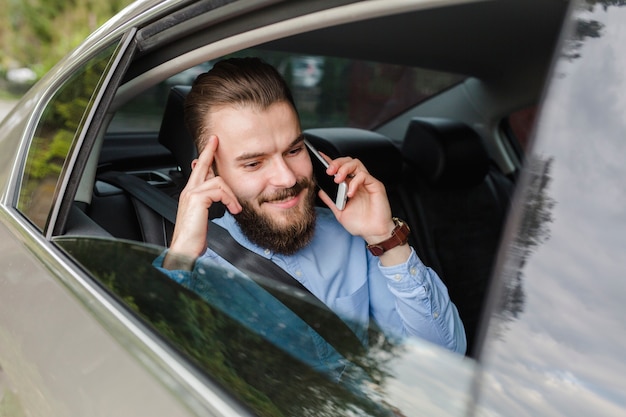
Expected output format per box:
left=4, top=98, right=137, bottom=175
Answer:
left=184, top=57, right=299, bottom=152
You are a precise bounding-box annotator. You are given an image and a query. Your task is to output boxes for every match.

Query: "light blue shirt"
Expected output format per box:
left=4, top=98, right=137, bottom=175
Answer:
left=155, top=207, right=466, bottom=378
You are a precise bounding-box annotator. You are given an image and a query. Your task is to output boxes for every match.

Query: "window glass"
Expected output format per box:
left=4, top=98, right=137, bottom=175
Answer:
left=55, top=236, right=473, bottom=416
left=505, top=105, right=537, bottom=153
left=109, top=49, right=463, bottom=134
left=55, top=237, right=395, bottom=415
left=18, top=43, right=119, bottom=229
left=238, top=49, right=464, bottom=131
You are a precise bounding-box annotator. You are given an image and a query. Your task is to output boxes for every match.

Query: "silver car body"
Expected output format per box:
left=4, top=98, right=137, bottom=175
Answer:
left=2, top=0, right=625, bottom=415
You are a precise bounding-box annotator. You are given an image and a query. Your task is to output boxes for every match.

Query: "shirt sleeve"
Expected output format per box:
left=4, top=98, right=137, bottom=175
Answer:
left=152, top=248, right=228, bottom=286
left=152, top=250, right=193, bottom=285
left=371, top=247, right=467, bottom=354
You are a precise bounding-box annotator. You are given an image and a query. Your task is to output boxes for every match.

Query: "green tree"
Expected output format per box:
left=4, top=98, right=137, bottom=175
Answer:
left=0, top=0, right=133, bottom=77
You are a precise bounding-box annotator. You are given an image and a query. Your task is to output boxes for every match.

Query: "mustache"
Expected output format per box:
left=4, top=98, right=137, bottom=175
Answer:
left=257, top=177, right=314, bottom=204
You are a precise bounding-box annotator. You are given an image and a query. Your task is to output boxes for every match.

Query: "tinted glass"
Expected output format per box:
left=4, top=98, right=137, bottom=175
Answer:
left=55, top=236, right=474, bottom=416
left=477, top=3, right=626, bottom=416
left=18, top=43, right=119, bottom=229
left=108, top=49, right=463, bottom=134
left=504, top=105, right=538, bottom=156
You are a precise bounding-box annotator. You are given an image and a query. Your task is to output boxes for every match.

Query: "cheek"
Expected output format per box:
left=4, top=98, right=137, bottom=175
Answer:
left=225, top=173, right=266, bottom=203
left=215, top=159, right=261, bottom=200
left=295, top=154, right=314, bottom=179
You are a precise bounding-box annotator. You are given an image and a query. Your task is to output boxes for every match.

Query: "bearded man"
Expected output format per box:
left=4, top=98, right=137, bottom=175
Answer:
left=159, top=57, right=466, bottom=358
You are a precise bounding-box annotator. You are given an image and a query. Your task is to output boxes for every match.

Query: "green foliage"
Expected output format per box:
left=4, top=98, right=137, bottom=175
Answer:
left=56, top=237, right=399, bottom=417
left=17, top=44, right=115, bottom=227
left=0, top=0, right=133, bottom=76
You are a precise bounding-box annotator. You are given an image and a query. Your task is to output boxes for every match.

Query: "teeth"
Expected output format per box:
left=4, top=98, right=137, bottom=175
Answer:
left=269, top=195, right=296, bottom=204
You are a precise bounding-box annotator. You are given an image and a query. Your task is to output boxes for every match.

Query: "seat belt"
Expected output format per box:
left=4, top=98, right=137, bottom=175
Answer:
left=205, top=221, right=365, bottom=356
left=99, top=171, right=178, bottom=223
left=98, top=171, right=365, bottom=356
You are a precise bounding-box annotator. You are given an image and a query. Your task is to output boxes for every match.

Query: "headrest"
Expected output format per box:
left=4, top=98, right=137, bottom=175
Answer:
left=158, top=85, right=197, bottom=179
left=402, top=118, right=490, bottom=189
left=304, top=128, right=402, bottom=184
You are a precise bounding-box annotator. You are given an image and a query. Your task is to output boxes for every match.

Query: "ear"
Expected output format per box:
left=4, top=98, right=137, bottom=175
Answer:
left=191, top=159, right=198, bottom=170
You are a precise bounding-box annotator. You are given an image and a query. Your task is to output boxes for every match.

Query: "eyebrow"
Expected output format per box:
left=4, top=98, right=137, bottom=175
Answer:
left=234, top=133, right=305, bottom=162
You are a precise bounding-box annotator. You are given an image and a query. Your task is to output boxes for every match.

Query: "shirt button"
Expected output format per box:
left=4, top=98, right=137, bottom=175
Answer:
left=409, top=267, right=417, bottom=276
left=433, top=312, right=440, bottom=319
left=264, top=249, right=271, bottom=256
left=295, top=270, right=303, bottom=277
left=393, top=274, right=402, bottom=281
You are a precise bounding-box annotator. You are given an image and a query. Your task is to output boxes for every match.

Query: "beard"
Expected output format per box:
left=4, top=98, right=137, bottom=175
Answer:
left=234, top=177, right=317, bottom=255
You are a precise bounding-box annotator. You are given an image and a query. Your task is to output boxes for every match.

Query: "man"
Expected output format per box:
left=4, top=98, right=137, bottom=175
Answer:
left=159, top=57, right=466, bottom=356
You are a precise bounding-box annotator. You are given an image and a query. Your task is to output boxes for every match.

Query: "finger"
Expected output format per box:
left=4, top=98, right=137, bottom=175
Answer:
left=334, top=159, right=364, bottom=182
left=218, top=188, right=243, bottom=215
left=188, top=135, right=218, bottom=185
left=346, top=171, right=367, bottom=198
left=203, top=177, right=242, bottom=214
left=183, top=176, right=242, bottom=214
left=188, top=188, right=242, bottom=215
left=317, top=151, right=344, bottom=177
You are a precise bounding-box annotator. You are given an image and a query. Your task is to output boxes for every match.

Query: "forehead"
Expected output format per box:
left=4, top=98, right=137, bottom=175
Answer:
left=210, top=101, right=301, bottom=156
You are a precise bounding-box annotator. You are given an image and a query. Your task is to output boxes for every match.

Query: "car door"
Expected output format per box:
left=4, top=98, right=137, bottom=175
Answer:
left=472, top=2, right=626, bottom=415
left=3, top=0, right=591, bottom=416
left=0, top=26, right=209, bottom=417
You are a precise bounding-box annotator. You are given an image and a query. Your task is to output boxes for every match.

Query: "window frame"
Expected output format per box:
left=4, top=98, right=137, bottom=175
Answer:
left=11, top=30, right=138, bottom=239
left=4, top=2, right=488, bottom=414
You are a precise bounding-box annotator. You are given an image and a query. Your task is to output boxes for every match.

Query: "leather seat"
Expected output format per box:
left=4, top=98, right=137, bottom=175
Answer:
left=400, top=117, right=514, bottom=356
left=158, top=85, right=196, bottom=180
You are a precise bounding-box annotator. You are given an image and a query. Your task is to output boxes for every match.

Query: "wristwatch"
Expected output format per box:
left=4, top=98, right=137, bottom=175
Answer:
left=366, top=217, right=410, bottom=256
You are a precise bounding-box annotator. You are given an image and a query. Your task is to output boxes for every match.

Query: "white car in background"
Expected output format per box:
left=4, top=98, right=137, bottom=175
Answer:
left=290, top=56, right=324, bottom=88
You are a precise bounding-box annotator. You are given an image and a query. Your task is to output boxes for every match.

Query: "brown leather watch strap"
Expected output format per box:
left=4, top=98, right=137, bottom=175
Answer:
left=366, top=218, right=410, bottom=256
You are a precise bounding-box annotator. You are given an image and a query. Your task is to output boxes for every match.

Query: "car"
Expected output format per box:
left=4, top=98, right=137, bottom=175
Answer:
left=288, top=55, right=325, bottom=88
left=1, top=0, right=625, bottom=415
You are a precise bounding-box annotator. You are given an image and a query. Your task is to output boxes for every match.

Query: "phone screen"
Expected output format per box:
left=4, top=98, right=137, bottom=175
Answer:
left=304, top=140, right=347, bottom=210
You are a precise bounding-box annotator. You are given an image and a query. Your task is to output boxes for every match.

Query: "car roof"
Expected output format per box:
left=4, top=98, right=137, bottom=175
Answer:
left=93, top=0, right=568, bottom=85
left=261, top=0, right=568, bottom=79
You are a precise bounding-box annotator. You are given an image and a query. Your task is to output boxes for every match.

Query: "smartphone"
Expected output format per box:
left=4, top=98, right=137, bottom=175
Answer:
left=304, top=139, right=348, bottom=210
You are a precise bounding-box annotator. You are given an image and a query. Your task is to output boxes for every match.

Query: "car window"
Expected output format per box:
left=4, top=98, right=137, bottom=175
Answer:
left=109, top=49, right=463, bottom=134
left=54, top=236, right=473, bottom=416
left=504, top=105, right=537, bottom=155
left=17, top=42, right=120, bottom=230
left=243, top=49, right=465, bottom=131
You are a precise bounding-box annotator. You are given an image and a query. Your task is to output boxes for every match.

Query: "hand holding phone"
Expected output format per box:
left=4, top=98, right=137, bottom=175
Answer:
left=304, top=139, right=348, bottom=210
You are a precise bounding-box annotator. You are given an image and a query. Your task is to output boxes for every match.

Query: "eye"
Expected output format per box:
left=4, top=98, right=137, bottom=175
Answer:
left=243, top=160, right=262, bottom=170
left=286, top=144, right=304, bottom=157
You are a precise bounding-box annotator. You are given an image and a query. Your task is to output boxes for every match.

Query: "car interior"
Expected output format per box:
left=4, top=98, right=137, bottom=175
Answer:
left=58, top=0, right=569, bottom=357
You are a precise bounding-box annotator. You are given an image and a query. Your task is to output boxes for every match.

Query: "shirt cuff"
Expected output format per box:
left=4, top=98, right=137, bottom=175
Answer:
left=378, top=247, right=427, bottom=290
left=152, top=249, right=193, bottom=285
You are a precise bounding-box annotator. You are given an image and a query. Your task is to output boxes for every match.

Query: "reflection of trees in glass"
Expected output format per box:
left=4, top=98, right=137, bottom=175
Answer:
left=56, top=238, right=403, bottom=417
left=497, top=156, right=555, bottom=322
left=18, top=44, right=116, bottom=229
left=564, top=0, right=626, bottom=60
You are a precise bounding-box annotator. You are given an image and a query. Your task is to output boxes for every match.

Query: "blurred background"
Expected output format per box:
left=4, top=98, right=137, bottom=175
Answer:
left=0, top=0, right=462, bottom=128
left=0, top=0, right=134, bottom=107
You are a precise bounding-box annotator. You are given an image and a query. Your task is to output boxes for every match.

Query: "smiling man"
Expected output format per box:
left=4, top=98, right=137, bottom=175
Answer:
left=160, top=57, right=466, bottom=356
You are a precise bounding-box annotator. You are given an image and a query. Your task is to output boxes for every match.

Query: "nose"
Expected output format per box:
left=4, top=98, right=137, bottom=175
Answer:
left=269, top=156, right=297, bottom=188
